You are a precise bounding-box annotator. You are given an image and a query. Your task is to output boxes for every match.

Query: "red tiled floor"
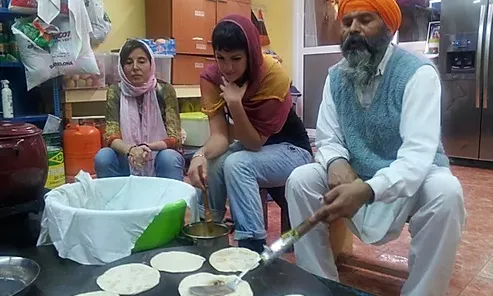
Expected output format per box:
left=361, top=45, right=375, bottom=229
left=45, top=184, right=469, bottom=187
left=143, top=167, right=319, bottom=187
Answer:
left=190, top=165, right=493, bottom=295
left=478, top=258, right=493, bottom=279
left=459, top=276, right=493, bottom=296
left=261, top=166, right=493, bottom=296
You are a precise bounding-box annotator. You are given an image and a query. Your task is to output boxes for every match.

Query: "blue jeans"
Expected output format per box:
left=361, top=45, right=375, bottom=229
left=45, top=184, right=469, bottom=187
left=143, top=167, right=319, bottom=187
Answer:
left=94, top=147, right=185, bottom=180
left=198, top=142, right=313, bottom=241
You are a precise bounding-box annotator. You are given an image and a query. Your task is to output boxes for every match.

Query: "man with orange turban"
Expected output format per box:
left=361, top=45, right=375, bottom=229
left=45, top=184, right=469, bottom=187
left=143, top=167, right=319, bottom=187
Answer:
left=287, top=0, right=465, bottom=295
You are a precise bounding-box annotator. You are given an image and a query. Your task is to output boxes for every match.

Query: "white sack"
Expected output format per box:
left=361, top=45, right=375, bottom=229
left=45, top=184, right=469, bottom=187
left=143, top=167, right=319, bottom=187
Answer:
left=13, top=18, right=99, bottom=90
left=85, top=0, right=111, bottom=46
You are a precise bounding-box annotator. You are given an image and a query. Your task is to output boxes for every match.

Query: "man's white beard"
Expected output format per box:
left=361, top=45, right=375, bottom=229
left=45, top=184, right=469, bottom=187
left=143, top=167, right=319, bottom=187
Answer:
left=339, top=48, right=377, bottom=101
left=338, top=29, right=392, bottom=100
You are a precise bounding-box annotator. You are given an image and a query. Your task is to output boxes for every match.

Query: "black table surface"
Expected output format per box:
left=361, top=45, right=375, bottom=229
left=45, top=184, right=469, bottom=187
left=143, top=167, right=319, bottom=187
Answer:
left=0, top=213, right=374, bottom=296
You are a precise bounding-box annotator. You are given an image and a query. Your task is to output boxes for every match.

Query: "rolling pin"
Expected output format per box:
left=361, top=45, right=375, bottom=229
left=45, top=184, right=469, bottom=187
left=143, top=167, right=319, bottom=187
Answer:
left=260, top=205, right=326, bottom=264
left=198, top=165, right=213, bottom=223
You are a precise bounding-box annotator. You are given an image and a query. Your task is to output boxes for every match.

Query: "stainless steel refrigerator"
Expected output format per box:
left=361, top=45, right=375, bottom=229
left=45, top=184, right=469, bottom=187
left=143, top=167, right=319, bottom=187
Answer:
left=440, top=0, right=493, bottom=161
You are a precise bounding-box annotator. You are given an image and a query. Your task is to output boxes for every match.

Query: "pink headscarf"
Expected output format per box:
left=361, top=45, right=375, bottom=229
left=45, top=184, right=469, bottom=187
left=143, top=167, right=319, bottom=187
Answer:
left=118, top=40, right=167, bottom=177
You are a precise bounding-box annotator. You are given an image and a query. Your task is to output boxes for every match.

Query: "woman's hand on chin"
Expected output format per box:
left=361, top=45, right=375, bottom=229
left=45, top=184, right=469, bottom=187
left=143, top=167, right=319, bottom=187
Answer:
left=220, top=76, right=247, bottom=106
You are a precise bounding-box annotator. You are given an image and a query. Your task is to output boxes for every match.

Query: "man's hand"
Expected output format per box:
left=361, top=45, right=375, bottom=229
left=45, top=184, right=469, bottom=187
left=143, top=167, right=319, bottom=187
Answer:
left=327, top=158, right=358, bottom=189
left=310, top=179, right=374, bottom=224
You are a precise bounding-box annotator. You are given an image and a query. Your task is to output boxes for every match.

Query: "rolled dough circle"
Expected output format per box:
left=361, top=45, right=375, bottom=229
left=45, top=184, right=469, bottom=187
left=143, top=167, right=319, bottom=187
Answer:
left=96, top=263, right=160, bottom=295
left=209, top=247, right=260, bottom=273
left=178, top=272, right=253, bottom=296
left=75, top=292, right=119, bottom=296
left=150, top=251, right=206, bottom=273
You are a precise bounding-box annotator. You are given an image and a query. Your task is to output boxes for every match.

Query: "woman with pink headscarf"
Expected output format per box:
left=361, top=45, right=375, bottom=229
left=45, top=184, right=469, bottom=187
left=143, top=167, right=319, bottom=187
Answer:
left=94, top=39, right=184, bottom=180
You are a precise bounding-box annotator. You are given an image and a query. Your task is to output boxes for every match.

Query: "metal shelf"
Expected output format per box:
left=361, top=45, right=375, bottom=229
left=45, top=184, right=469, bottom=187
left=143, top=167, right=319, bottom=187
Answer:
left=11, top=114, right=48, bottom=122
left=0, top=61, right=23, bottom=68
left=0, top=80, right=61, bottom=123
left=6, top=114, right=49, bottom=123
left=0, top=7, right=33, bottom=18
left=0, top=3, right=61, bottom=128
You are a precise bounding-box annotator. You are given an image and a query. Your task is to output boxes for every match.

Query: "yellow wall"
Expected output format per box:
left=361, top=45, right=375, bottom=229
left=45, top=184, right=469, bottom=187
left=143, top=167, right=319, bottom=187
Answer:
left=94, top=0, right=294, bottom=75
left=252, top=0, right=294, bottom=77
left=95, top=0, right=146, bottom=52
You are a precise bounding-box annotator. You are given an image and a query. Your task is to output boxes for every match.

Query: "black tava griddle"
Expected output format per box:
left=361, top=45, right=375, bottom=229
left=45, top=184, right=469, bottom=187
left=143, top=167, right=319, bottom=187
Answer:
left=68, top=245, right=333, bottom=296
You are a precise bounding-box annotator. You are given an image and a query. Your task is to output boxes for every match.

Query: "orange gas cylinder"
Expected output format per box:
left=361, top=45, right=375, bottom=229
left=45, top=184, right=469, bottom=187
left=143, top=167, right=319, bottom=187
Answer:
left=96, top=122, right=107, bottom=148
left=63, top=124, right=101, bottom=177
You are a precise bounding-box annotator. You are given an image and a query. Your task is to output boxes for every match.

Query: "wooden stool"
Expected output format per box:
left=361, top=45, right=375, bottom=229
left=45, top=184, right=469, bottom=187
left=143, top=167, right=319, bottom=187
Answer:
left=260, top=186, right=290, bottom=233
left=329, top=219, right=353, bottom=260
left=336, top=217, right=413, bottom=279
left=260, top=186, right=353, bottom=260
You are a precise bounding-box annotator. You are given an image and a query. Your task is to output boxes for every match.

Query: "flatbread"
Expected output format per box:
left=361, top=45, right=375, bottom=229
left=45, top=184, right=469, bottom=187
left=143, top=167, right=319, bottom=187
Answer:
left=150, top=251, right=206, bottom=273
left=74, top=292, right=119, bottom=296
left=209, top=247, right=260, bottom=273
left=96, top=263, right=160, bottom=295
left=178, top=273, right=253, bottom=296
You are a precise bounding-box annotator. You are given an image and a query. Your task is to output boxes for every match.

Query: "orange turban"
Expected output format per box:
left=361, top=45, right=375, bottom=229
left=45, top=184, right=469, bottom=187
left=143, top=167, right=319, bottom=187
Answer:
left=338, top=0, right=402, bottom=33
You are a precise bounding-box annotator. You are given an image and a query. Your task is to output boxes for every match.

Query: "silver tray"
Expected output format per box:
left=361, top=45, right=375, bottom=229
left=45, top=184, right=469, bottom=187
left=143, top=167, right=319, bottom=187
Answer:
left=0, top=257, right=40, bottom=296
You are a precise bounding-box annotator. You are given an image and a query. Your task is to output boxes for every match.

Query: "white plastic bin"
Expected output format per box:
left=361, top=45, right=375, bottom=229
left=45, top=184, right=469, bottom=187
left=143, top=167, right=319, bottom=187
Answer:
left=154, top=54, right=172, bottom=83
left=180, top=112, right=210, bottom=147
left=105, top=52, right=120, bottom=85
left=37, top=172, right=198, bottom=265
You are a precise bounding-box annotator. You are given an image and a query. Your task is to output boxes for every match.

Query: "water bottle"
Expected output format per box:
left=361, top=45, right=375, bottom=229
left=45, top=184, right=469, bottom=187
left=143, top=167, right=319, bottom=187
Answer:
left=1, top=79, right=14, bottom=118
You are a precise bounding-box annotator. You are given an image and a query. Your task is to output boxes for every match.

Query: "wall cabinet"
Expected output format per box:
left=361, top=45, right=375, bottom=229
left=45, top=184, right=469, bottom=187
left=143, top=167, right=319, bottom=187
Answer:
left=217, top=0, right=251, bottom=21
left=172, top=0, right=217, bottom=55
left=173, top=54, right=216, bottom=85
left=146, top=0, right=251, bottom=84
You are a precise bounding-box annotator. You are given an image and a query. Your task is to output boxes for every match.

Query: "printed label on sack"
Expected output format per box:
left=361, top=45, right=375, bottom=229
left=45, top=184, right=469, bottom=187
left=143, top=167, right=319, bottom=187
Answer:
left=194, top=10, right=205, bottom=17
left=196, top=44, right=207, bottom=50
left=195, top=63, right=204, bottom=69
left=48, top=150, right=64, bottom=165
left=45, top=150, right=65, bottom=189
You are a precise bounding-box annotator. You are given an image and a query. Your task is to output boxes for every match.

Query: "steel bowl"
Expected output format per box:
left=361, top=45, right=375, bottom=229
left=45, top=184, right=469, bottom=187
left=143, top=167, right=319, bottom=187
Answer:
left=181, top=222, right=231, bottom=249
left=0, top=256, right=40, bottom=296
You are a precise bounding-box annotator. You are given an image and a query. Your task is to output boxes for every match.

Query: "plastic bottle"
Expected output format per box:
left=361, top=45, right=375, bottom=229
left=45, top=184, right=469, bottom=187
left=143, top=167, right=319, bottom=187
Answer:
left=1, top=80, right=14, bottom=118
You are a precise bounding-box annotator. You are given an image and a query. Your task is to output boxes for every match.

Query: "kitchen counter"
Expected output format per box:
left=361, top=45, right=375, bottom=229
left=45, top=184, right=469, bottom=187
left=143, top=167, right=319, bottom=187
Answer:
left=0, top=213, right=373, bottom=296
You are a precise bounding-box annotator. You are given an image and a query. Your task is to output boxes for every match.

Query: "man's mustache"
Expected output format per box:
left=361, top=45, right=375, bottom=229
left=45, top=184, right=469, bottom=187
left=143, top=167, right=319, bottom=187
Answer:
left=341, top=34, right=371, bottom=52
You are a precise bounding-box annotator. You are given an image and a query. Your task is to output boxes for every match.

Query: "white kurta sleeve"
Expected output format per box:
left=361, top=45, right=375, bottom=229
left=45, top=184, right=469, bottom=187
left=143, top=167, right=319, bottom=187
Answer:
left=314, top=74, right=350, bottom=171
left=365, top=65, right=442, bottom=203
